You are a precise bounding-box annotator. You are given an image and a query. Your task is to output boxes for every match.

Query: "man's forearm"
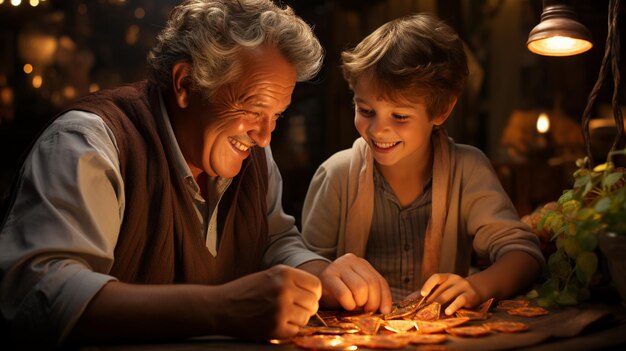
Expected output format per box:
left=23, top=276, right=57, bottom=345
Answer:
left=67, top=281, right=221, bottom=343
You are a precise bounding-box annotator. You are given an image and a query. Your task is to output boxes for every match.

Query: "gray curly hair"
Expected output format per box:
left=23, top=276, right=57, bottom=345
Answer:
left=147, top=0, right=324, bottom=95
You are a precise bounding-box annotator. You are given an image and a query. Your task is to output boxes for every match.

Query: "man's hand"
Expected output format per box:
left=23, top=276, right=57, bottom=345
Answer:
left=218, top=264, right=322, bottom=340
left=303, top=254, right=392, bottom=314
left=407, top=273, right=482, bottom=316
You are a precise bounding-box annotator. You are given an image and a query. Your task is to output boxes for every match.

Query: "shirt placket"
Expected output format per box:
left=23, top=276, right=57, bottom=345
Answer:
left=399, top=209, right=415, bottom=292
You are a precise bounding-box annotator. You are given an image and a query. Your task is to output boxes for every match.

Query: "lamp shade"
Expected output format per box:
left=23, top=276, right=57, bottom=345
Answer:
left=527, top=3, right=593, bottom=56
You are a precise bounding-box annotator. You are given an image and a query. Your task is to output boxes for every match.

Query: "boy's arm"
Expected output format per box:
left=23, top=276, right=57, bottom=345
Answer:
left=414, top=250, right=540, bottom=316
left=466, top=250, right=541, bottom=302
left=409, top=147, right=544, bottom=314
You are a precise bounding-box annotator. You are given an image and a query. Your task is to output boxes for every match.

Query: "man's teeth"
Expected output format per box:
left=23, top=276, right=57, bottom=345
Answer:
left=373, top=141, right=398, bottom=149
left=229, top=138, right=250, bottom=151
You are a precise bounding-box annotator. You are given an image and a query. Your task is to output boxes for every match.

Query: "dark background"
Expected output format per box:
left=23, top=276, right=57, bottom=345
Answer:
left=0, top=0, right=624, bottom=225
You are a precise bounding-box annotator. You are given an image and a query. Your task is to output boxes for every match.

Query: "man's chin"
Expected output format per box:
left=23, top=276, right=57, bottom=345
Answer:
left=212, top=165, right=243, bottom=179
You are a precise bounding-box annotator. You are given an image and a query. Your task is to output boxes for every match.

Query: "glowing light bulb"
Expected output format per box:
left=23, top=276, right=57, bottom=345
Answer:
left=528, top=36, right=592, bottom=56
left=536, top=113, right=550, bottom=134
left=32, top=75, right=42, bottom=88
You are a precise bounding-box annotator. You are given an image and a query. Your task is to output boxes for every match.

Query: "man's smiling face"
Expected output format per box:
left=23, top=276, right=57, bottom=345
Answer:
left=181, top=45, right=296, bottom=178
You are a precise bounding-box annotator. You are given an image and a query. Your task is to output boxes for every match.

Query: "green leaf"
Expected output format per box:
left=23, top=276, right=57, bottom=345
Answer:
left=577, top=233, right=598, bottom=251
left=609, top=147, right=626, bottom=157
left=562, top=200, right=581, bottom=216
left=539, top=277, right=560, bottom=300
left=574, top=174, right=591, bottom=188
left=556, top=288, right=579, bottom=305
left=537, top=297, right=556, bottom=307
left=547, top=251, right=571, bottom=280
left=603, top=172, right=624, bottom=188
left=576, top=207, right=597, bottom=221
left=526, top=289, right=539, bottom=299
left=549, top=216, right=564, bottom=234
left=575, top=251, right=598, bottom=285
left=582, top=181, right=594, bottom=198
left=566, top=223, right=578, bottom=237
left=558, top=191, right=574, bottom=205
left=563, top=238, right=581, bottom=259
left=594, top=197, right=611, bottom=213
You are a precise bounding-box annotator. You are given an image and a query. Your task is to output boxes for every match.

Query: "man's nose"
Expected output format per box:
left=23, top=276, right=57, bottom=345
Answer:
left=249, top=116, right=273, bottom=148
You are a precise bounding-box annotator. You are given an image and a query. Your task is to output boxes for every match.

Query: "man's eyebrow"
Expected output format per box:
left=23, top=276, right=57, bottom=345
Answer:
left=251, top=101, right=270, bottom=107
left=248, top=100, right=291, bottom=113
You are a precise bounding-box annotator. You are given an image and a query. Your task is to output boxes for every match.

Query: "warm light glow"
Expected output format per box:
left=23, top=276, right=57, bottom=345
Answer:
left=0, top=0, right=5, bottom=5
left=32, top=75, right=42, bottom=88
left=18, top=33, right=58, bottom=66
left=63, top=86, right=77, bottom=99
left=536, top=113, right=550, bottom=134
left=23, top=64, right=33, bottom=74
left=11, top=0, right=22, bottom=6
left=89, top=83, right=100, bottom=93
left=29, top=0, right=39, bottom=6
left=134, top=7, right=145, bottom=19
left=0, top=87, right=13, bottom=105
left=125, top=24, right=139, bottom=45
left=528, top=36, right=593, bottom=56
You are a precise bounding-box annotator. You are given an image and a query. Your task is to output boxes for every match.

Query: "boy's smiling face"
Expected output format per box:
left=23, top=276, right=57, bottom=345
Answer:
left=353, top=75, right=449, bottom=170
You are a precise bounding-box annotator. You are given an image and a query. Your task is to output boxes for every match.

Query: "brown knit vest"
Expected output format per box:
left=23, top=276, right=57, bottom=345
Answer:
left=58, top=81, right=269, bottom=284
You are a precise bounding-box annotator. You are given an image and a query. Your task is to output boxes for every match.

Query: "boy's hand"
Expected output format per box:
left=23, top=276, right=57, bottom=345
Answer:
left=318, top=253, right=393, bottom=314
left=408, top=273, right=482, bottom=316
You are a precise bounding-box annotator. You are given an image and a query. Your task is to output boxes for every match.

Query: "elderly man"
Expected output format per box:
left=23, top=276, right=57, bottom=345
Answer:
left=0, top=0, right=391, bottom=347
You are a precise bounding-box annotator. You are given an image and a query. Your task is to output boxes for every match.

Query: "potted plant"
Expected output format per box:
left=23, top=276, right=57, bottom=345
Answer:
left=531, top=148, right=626, bottom=307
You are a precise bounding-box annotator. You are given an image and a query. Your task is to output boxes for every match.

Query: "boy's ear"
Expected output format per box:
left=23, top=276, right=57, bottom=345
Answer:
left=171, top=62, right=193, bottom=109
left=432, top=97, right=458, bottom=126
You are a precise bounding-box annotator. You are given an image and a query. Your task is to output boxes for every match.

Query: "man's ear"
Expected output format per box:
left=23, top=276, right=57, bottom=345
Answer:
left=432, top=97, right=458, bottom=126
left=171, top=62, right=193, bottom=108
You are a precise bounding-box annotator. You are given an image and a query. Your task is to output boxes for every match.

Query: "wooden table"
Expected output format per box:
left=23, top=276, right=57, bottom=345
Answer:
left=76, top=302, right=626, bottom=351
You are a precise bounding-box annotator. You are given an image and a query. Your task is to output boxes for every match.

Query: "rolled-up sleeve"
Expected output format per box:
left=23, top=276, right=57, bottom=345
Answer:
left=261, top=147, right=328, bottom=268
left=0, top=111, right=123, bottom=345
left=461, top=149, right=545, bottom=269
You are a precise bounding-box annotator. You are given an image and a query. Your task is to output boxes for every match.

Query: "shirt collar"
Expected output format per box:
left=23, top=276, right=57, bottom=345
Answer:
left=158, top=90, right=198, bottom=190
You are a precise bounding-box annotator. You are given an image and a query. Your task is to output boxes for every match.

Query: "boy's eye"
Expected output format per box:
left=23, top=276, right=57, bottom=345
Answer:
left=393, top=114, right=409, bottom=120
left=357, top=107, right=374, bottom=117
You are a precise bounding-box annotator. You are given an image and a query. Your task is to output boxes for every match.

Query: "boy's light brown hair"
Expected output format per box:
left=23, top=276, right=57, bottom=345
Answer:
left=341, top=13, right=468, bottom=119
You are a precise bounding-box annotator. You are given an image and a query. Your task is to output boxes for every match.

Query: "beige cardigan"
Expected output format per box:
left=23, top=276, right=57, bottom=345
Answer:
left=301, top=127, right=544, bottom=286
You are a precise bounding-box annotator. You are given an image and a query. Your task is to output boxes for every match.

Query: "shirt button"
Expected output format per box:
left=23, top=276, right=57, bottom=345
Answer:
left=404, top=277, right=410, bottom=284
left=404, top=244, right=410, bottom=251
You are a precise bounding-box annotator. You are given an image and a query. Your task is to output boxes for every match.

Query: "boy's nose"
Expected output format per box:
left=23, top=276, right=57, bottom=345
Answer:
left=369, top=118, right=389, bottom=135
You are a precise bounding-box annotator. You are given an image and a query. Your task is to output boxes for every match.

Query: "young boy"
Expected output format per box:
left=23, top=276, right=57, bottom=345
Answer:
left=301, top=13, right=544, bottom=316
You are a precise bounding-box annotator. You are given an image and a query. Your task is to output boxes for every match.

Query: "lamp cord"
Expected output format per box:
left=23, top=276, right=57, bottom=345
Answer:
left=581, top=0, right=622, bottom=167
